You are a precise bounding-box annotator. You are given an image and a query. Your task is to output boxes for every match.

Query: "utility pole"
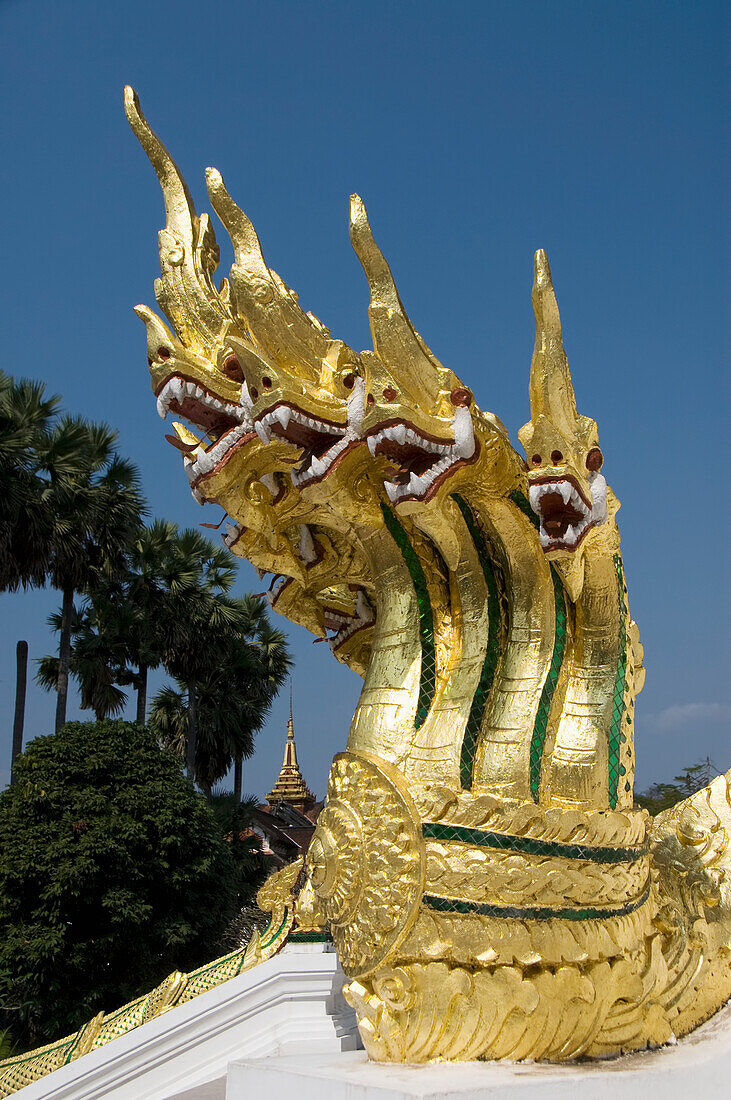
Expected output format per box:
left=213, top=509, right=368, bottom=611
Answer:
left=11, top=640, right=28, bottom=785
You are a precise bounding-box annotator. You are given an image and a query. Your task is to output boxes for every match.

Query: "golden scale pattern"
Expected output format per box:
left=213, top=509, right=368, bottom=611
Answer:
left=3, top=88, right=729, bottom=1089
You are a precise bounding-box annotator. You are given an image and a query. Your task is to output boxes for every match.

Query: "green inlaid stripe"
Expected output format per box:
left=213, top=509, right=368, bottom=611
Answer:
left=422, top=821, right=647, bottom=863
left=422, top=880, right=651, bottom=922
left=287, top=930, right=332, bottom=943
left=259, top=908, right=290, bottom=952
left=510, top=488, right=539, bottom=528
left=452, top=495, right=503, bottom=790
left=380, top=503, right=436, bottom=729
left=608, top=554, right=628, bottom=809
left=529, top=565, right=567, bottom=801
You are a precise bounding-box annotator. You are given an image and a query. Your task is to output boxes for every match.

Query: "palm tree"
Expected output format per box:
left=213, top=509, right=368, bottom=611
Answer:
left=0, top=371, right=86, bottom=593
left=149, top=595, right=291, bottom=794
left=45, top=423, right=146, bottom=730
left=228, top=600, right=291, bottom=804
left=154, top=528, right=241, bottom=781
left=36, top=598, right=129, bottom=721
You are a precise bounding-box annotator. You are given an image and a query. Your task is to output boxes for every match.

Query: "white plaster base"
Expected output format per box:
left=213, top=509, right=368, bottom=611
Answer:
left=226, top=999, right=731, bottom=1100
left=17, top=943, right=360, bottom=1100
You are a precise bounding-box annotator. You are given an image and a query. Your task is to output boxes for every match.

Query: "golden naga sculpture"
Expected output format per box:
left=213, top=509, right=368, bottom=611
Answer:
left=123, top=87, right=731, bottom=1063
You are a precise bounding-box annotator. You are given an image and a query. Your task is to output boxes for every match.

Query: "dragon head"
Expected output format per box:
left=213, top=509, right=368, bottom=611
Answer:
left=124, top=87, right=266, bottom=504
left=518, top=250, right=617, bottom=597
left=203, top=171, right=368, bottom=494
left=347, top=196, right=518, bottom=508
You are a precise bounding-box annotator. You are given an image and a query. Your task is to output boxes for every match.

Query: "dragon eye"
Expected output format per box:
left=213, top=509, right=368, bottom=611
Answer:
left=550, top=450, right=563, bottom=464
left=450, top=387, right=473, bottom=407
left=383, top=385, right=398, bottom=401
left=531, top=454, right=542, bottom=466
left=586, top=447, right=603, bottom=471
left=261, top=376, right=272, bottom=389
left=157, top=346, right=171, bottom=360
left=341, top=373, right=356, bottom=390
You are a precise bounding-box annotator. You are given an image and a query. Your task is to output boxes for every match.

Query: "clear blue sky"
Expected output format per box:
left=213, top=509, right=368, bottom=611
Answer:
left=0, top=0, right=728, bottom=798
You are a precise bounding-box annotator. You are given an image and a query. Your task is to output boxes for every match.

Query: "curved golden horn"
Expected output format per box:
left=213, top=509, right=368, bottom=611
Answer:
left=124, top=86, right=231, bottom=357
left=528, top=249, right=581, bottom=438
left=349, top=194, right=445, bottom=401
left=206, top=167, right=332, bottom=379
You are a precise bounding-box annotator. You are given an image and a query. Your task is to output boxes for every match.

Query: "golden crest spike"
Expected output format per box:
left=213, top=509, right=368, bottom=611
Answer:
left=206, top=167, right=333, bottom=379
left=124, top=87, right=231, bottom=357
left=527, top=248, right=581, bottom=441
left=124, top=87, right=199, bottom=246
left=205, top=167, right=272, bottom=287
left=349, top=194, right=445, bottom=403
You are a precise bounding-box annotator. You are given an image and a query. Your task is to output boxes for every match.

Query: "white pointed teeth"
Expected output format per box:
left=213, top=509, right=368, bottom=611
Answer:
left=268, top=574, right=291, bottom=606
left=181, top=418, right=256, bottom=486
left=451, top=405, right=476, bottom=459
left=256, top=403, right=352, bottom=489
left=298, top=524, right=319, bottom=564
left=291, top=434, right=352, bottom=489
left=327, top=587, right=376, bottom=651
left=223, top=522, right=242, bottom=548
left=347, top=377, right=366, bottom=435
left=589, top=472, right=608, bottom=525
left=528, top=477, right=601, bottom=551
left=260, top=472, right=278, bottom=496
left=258, top=404, right=343, bottom=438
left=155, top=375, right=249, bottom=428
left=370, top=416, right=473, bottom=504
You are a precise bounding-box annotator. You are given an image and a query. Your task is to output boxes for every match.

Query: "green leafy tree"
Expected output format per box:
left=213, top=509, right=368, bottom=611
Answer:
left=149, top=529, right=243, bottom=781
left=208, top=792, right=270, bottom=907
left=0, top=720, right=238, bottom=1049
left=636, top=757, right=719, bottom=816
left=36, top=599, right=129, bottom=721
left=0, top=370, right=87, bottom=593
left=46, top=425, right=146, bottom=731
left=149, top=596, right=290, bottom=795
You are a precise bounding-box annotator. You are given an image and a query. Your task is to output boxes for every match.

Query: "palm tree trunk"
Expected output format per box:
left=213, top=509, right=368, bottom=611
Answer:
left=136, top=664, right=148, bottom=726
left=11, top=641, right=28, bottom=785
left=233, top=753, right=243, bottom=804
left=55, top=585, right=74, bottom=733
left=186, top=683, right=197, bottom=782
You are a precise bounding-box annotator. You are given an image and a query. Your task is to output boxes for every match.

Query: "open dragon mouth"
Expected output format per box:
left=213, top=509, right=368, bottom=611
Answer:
left=253, top=380, right=365, bottom=489
left=267, top=573, right=294, bottom=607
left=529, top=473, right=608, bottom=551
left=322, top=589, right=375, bottom=653
left=367, top=407, right=475, bottom=504
left=156, top=375, right=245, bottom=435
left=156, top=374, right=255, bottom=492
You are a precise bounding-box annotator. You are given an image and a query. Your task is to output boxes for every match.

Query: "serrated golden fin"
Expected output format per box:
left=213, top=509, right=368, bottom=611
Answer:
left=349, top=194, right=445, bottom=405
left=124, top=86, right=232, bottom=358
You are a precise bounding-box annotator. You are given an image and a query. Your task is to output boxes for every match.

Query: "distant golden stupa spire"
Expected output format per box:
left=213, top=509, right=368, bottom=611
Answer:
left=266, top=684, right=316, bottom=811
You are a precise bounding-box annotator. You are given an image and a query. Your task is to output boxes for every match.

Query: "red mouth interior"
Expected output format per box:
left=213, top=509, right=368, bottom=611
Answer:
left=539, top=492, right=586, bottom=541
left=374, top=439, right=438, bottom=483
left=169, top=395, right=239, bottom=439
left=268, top=415, right=346, bottom=477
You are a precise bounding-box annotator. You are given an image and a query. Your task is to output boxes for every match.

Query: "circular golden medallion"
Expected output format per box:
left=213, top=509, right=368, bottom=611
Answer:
left=307, top=752, right=424, bottom=977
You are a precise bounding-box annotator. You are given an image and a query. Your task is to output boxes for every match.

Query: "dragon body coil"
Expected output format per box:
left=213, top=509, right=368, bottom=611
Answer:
left=125, top=88, right=731, bottom=1063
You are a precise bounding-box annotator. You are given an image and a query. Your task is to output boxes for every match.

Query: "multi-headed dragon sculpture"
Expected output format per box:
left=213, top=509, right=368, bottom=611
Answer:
left=125, top=88, right=731, bottom=1062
